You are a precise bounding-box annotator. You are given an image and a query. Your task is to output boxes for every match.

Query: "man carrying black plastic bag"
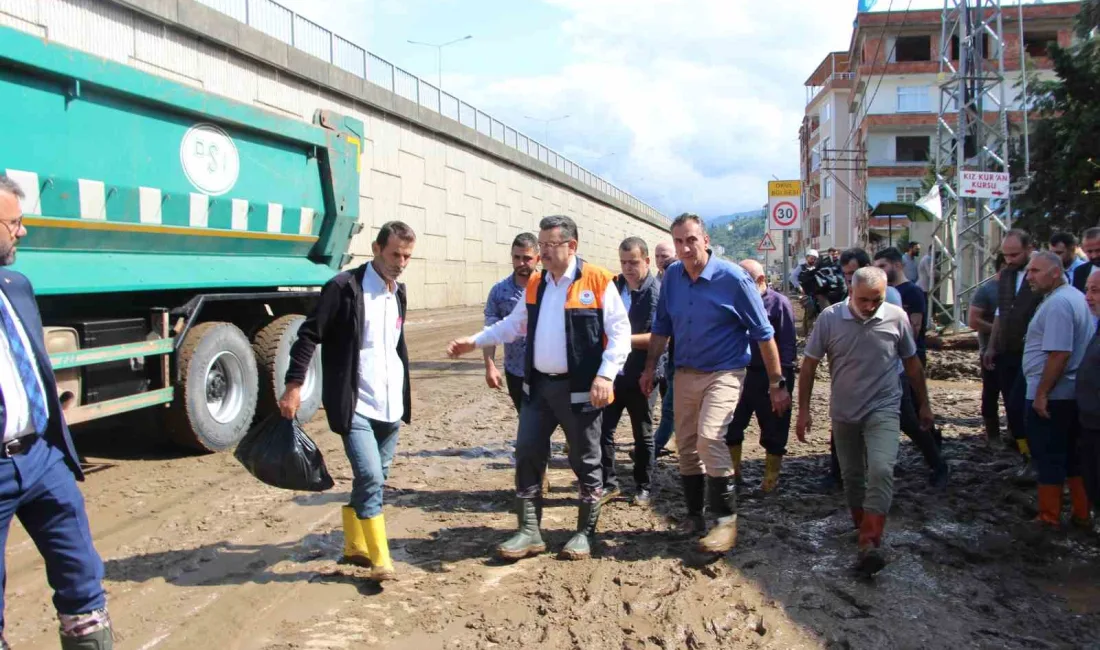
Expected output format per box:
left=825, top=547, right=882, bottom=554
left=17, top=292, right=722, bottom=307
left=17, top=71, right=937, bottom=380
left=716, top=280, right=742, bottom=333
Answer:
left=279, top=221, right=416, bottom=582
left=235, top=415, right=335, bottom=492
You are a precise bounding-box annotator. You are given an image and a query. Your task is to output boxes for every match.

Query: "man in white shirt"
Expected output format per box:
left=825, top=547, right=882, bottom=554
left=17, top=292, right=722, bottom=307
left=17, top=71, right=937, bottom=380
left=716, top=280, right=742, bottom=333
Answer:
left=281, top=221, right=416, bottom=582
left=0, top=175, right=113, bottom=649
left=448, top=215, right=631, bottom=562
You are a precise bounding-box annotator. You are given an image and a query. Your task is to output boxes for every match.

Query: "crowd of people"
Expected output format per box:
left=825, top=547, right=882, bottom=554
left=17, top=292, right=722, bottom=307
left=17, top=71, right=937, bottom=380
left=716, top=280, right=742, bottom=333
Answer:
left=4, top=153, right=1099, bottom=647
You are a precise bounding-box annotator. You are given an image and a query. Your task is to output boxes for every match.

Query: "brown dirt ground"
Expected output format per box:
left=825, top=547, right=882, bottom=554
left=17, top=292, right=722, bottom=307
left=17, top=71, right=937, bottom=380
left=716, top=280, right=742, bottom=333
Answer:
left=5, top=306, right=1100, bottom=649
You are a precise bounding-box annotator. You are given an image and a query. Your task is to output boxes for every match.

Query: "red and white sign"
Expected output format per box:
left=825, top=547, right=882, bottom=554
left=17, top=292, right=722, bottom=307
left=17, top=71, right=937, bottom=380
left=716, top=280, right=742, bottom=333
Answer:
left=767, top=180, right=802, bottom=231
left=757, top=232, right=777, bottom=252
left=960, top=170, right=1010, bottom=199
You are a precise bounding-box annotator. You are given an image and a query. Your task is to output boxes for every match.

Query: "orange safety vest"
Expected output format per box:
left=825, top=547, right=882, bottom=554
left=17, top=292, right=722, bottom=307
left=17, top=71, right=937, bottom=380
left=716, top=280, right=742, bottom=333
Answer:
left=523, top=257, right=613, bottom=411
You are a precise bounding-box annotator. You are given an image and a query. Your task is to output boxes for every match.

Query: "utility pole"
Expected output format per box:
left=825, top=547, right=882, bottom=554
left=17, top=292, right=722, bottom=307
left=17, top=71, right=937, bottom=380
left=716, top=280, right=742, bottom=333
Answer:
left=932, top=0, right=1010, bottom=330
left=407, top=35, right=472, bottom=89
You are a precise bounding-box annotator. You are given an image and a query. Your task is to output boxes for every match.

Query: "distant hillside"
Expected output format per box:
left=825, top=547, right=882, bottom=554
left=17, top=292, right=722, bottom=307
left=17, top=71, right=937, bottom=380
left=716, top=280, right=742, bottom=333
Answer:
left=707, top=209, right=766, bottom=261
left=705, top=210, right=764, bottom=229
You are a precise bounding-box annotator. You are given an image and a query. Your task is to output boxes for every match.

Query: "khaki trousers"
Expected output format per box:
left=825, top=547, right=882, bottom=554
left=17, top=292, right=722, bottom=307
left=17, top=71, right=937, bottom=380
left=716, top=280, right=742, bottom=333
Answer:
left=673, top=368, right=745, bottom=477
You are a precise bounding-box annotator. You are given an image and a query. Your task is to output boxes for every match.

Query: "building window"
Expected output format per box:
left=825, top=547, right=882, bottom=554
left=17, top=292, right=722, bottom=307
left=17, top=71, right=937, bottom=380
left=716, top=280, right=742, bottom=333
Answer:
left=896, top=136, right=930, bottom=162
left=824, top=177, right=833, bottom=199
left=820, top=102, right=832, bottom=123
left=897, top=86, right=931, bottom=112
left=896, top=186, right=921, bottom=203
left=1024, top=32, right=1058, bottom=58
left=951, top=33, right=991, bottom=60
left=822, top=213, right=832, bottom=236
left=894, top=35, right=932, bottom=62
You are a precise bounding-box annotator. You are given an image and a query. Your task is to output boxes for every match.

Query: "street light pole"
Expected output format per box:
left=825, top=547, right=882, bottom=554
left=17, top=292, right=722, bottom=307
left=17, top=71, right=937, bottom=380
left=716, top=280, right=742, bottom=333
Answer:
left=407, top=35, right=472, bottom=89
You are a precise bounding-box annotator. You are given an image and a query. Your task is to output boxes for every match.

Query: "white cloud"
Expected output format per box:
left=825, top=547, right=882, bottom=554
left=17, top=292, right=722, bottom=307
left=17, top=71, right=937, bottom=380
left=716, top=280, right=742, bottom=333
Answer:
left=442, top=0, right=868, bottom=218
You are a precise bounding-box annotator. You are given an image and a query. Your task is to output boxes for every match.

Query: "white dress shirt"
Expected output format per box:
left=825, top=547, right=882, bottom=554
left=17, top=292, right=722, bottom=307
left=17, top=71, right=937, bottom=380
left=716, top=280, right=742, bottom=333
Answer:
left=473, top=256, right=631, bottom=380
left=356, top=262, right=404, bottom=423
left=0, top=289, right=48, bottom=442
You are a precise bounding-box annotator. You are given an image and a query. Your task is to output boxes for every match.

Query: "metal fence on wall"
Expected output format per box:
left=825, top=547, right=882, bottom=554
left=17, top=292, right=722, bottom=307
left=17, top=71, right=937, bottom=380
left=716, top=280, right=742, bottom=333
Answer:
left=194, top=0, right=667, bottom=224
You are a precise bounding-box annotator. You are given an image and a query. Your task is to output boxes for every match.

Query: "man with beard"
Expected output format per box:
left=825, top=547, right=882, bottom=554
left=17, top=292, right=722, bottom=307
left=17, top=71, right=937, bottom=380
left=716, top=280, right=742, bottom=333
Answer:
left=600, top=238, right=661, bottom=505
left=483, top=233, right=540, bottom=413
left=0, top=175, right=115, bottom=649
left=1050, top=232, right=1086, bottom=284
left=281, top=221, right=417, bottom=582
left=652, top=241, right=677, bottom=456
left=797, top=266, right=932, bottom=577
left=983, top=230, right=1042, bottom=477
left=1022, top=252, right=1094, bottom=528
left=1076, top=272, right=1100, bottom=516
left=447, top=215, right=631, bottom=561
left=1071, top=227, right=1100, bottom=293
left=902, top=241, right=921, bottom=284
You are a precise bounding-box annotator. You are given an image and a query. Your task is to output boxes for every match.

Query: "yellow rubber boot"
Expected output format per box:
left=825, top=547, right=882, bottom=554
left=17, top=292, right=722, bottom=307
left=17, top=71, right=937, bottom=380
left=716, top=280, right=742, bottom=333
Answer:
left=341, top=506, right=372, bottom=567
left=762, top=454, right=783, bottom=493
left=361, top=514, right=397, bottom=581
left=1018, top=439, right=1032, bottom=461
left=728, top=444, right=743, bottom=484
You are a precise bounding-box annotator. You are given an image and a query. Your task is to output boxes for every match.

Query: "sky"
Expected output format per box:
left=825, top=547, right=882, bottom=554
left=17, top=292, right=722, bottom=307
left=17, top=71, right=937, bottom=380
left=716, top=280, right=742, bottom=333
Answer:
left=278, top=0, right=1061, bottom=218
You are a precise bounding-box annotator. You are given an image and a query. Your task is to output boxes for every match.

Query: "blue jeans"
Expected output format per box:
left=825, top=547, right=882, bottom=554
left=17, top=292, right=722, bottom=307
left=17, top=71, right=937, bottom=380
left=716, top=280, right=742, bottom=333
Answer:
left=653, top=365, right=675, bottom=452
left=0, top=436, right=106, bottom=633
left=342, top=413, right=401, bottom=519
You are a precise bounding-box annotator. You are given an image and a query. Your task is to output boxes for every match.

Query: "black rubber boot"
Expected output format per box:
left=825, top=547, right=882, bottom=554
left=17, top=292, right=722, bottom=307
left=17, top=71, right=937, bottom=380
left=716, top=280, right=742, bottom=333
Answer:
left=496, top=498, right=546, bottom=560
left=60, top=627, right=113, bottom=650
left=679, top=474, right=707, bottom=536
left=698, top=476, right=738, bottom=554
left=983, top=416, right=1002, bottom=445
left=560, top=500, right=601, bottom=560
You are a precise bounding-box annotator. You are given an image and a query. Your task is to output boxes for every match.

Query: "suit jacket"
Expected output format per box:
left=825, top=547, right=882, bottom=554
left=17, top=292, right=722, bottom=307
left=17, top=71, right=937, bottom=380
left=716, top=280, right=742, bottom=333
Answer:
left=1072, top=262, right=1095, bottom=293
left=0, top=268, right=83, bottom=480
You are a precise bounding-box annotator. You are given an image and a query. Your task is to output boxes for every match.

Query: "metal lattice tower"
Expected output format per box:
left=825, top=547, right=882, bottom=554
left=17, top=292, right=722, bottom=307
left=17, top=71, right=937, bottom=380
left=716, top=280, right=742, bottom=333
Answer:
left=931, top=0, right=1012, bottom=330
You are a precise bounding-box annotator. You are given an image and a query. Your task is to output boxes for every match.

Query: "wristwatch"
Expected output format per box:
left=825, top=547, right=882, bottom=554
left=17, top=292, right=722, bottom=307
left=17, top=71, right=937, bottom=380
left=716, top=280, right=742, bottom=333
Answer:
left=770, top=377, right=787, bottom=391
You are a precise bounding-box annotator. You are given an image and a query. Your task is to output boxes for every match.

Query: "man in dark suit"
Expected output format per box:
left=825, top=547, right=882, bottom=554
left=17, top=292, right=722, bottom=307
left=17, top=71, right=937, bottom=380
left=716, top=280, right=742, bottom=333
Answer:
left=0, top=175, right=112, bottom=649
left=1071, top=227, right=1100, bottom=293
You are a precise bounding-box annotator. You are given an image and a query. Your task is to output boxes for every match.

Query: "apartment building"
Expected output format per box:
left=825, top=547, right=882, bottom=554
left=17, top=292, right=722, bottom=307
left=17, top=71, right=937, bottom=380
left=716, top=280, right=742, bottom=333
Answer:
left=796, top=1, right=1081, bottom=256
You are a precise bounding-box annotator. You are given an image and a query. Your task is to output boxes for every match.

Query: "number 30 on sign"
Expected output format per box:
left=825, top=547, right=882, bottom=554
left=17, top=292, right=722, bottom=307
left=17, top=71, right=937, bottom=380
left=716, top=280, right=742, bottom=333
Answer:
left=768, top=180, right=802, bottom=231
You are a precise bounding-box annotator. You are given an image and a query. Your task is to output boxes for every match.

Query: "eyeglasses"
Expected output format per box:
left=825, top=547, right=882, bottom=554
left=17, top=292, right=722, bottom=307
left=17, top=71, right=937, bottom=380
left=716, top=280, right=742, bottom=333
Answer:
left=537, top=240, right=570, bottom=251
left=0, top=216, right=23, bottom=236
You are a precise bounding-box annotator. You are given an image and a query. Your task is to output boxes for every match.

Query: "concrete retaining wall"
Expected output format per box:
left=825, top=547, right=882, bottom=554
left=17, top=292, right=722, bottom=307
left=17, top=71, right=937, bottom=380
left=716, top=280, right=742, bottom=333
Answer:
left=0, top=0, right=671, bottom=309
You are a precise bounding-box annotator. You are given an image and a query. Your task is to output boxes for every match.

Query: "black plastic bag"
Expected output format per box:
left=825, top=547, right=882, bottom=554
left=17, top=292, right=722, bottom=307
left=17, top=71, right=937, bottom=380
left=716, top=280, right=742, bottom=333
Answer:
left=234, top=414, right=335, bottom=492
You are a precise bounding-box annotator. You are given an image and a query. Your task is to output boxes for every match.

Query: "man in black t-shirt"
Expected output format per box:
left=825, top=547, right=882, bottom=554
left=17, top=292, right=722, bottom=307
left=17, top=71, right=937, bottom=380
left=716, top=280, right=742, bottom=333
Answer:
left=875, top=247, right=927, bottom=365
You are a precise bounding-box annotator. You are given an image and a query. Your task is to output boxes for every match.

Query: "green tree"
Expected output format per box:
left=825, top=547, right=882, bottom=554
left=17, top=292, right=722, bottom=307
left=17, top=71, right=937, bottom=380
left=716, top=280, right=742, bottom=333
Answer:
left=1011, top=1, right=1100, bottom=239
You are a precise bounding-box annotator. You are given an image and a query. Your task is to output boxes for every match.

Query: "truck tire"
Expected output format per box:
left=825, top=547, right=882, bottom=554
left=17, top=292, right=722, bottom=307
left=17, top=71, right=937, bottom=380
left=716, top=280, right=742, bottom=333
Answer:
left=167, top=322, right=259, bottom=452
left=253, top=314, right=322, bottom=423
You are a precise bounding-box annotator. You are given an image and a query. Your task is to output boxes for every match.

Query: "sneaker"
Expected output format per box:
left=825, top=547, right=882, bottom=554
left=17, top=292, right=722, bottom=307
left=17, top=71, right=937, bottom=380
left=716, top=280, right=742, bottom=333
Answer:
left=600, top=485, right=622, bottom=504
left=633, top=488, right=652, bottom=506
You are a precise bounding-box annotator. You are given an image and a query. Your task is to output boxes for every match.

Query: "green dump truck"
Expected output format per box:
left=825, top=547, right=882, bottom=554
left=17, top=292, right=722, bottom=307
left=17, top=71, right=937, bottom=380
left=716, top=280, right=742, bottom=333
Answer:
left=0, top=26, right=363, bottom=451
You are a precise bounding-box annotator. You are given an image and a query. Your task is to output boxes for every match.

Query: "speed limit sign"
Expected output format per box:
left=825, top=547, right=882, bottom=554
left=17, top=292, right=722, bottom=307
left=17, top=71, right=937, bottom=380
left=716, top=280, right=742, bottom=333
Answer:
left=768, top=181, right=802, bottom=231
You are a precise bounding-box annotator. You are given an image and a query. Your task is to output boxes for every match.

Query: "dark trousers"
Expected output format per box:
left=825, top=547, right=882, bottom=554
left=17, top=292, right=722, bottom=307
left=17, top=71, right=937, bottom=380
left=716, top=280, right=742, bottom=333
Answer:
left=899, top=375, right=944, bottom=469
left=653, top=365, right=675, bottom=452
left=600, top=378, right=657, bottom=491
left=0, top=436, right=106, bottom=633
left=996, top=352, right=1026, bottom=442
left=980, top=364, right=1001, bottom=420
left=1026, top=399, right=1081, bottom=485
left=505, top=371, right=524, bottom=414
left=515, top=374, right=603, bottom=502
left=1081, top=427, right=1100, bottom=507
left=724, top=366, right=795, bottom=455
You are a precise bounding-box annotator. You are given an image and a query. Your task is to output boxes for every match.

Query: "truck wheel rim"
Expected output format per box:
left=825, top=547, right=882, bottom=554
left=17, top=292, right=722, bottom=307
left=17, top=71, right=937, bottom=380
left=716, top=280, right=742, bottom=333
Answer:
left=205, top=351, right=245, bottom=424
left=301, top=358, right=318, bottom=400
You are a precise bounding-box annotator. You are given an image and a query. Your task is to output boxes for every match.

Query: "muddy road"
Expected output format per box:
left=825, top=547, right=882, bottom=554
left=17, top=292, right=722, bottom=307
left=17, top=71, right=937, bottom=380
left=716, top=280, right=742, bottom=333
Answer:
left=6, top=307, right=1100, bottom=649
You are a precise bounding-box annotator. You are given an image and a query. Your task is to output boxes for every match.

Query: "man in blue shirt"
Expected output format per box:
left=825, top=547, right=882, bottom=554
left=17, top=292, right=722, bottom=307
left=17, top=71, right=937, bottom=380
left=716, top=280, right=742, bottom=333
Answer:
left=641, top=214, right=790, bottom=554
left=724, top=259, right=796, bottom=493
left=483, top=233, right=539, bottom=412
